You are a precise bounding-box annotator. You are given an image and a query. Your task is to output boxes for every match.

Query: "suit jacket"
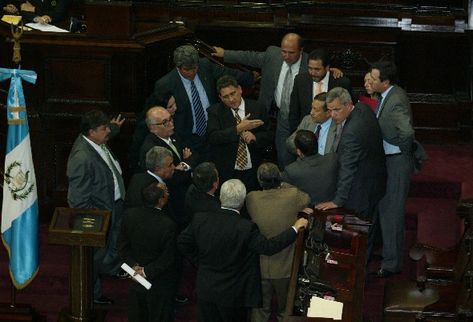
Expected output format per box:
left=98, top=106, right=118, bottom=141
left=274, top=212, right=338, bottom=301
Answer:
left=377, top=85, right=415, bottom=153
left=334, top=103, right=386, bottom=220
left=151, top=58, right=254, bottom=148
left=138, top=133, right=198, bottom=170
left=282, top=153, right=338, bottom=205
left=246, top=183, right=309, bottom=279
left=206, top=99, right=274, bottom=181
left=125, top=172, right=157, bottom=209
left=286, top=116, right=337, bottom=155
left=224, top=46, right=309, bottom=111
left=184, top=184, right=220, bottom=223
left=21, top=0, right=71, bottom=23
left=288, top=72, right=352, bottom=131
left=177, top=208, right=297, bottom=307
left=118, top=207, right=177, bottom=292
left=67, top=135, right=116, bottom=210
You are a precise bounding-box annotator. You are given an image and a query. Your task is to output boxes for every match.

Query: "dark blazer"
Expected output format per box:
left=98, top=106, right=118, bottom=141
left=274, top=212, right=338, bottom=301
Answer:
left=224, top=46, right=309, bottom=111
left=125, top=172, right=158, bottom=209
left=177, top=208, right=297, bottom=307
left=334, top=103, right=386, bottom=220
left=67, top=135, right=115, bottom=210
left=151, top=58, right=254, bottom=148
left=118, top=207, right=177, bottom=292
left=138, top=133, right=198, bottom=170
left=288, top=72, right=352, bottom=131
left=206, top=99, right=274, bottom=182
left=184, top=184, right=220, bottom=223
left=282, top=153, right=338, bottom=205
left=21, top=0, right=71, bottom=23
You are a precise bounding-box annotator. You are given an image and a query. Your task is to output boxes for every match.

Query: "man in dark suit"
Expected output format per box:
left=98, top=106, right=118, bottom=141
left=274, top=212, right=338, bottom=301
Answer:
left=286, top=92, right=337, bottom=156
left=125, top=146, right=175, bottom=209
left=369, top=62, right=415, bottom=277
left=283, top=130, right=338, bottom=205
left=178, top=179, right=308, bottom=322
left=118, top=182, right=177, bottom=322
left=184, top=162, right=220, bottom=223
left=289, top=48, right=352, bottom=132
left=207, top=75, right=273, bottom=192
left=67, top=110, right=125, bottom=305
left=316, top=87, right=386, bottom=221
left=149, top=45, right=254, bottom=156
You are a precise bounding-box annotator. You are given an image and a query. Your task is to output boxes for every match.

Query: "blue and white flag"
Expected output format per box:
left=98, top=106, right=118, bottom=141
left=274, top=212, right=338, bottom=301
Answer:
left=0, top=67, right=38, bottom=289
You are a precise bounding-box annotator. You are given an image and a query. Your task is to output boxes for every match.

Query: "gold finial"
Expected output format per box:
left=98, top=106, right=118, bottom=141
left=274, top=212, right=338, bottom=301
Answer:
left=11, top=21, right=23, bottom=65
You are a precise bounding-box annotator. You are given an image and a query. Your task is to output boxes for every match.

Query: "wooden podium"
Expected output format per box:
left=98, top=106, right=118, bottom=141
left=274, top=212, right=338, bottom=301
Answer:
left=48, top=208, right=111, bottom=322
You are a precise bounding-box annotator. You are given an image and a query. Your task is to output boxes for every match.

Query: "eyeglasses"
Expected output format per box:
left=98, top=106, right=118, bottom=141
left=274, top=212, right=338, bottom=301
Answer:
left=151, top=117, right=173, bottom=128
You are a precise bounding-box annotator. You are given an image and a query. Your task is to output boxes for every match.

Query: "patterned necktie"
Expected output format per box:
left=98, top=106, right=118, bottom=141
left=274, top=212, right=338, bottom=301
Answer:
left=315, top=81, right=323, bottom=96
left=314, top=124, right=322, bottom=139
left=279, top=66, right=293, bottom=117
left=234, top=110, right=248, bottom=168
left=191, top=81, right=206, bottom=136
left=101, top=144, right=125, bottom=199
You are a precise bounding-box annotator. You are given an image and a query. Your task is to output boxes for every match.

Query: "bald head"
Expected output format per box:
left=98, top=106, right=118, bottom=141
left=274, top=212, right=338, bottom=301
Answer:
left=281, top=33, right=303, bottom=65
left=146, top=106, right=174, bottom=138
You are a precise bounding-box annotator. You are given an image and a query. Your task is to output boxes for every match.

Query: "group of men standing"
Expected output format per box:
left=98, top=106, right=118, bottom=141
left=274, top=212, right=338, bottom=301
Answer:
left=66, top=32, right=416, bottom=321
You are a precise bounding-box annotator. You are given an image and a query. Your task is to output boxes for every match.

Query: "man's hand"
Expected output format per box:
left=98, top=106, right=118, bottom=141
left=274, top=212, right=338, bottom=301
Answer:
left=330, top=68, right=344, bottom=79
left=241, top=131, right=256, bottom=144
left=293, top=218, right=309, bottom=231
left=3, top=4, right=19, bottom=14
left=132, top=265, right=145, bottom=279
left=110, top=114, right=125, bottom=127
left=253, top=71, right=261, bottom=82
left=212, top=46, right=225, bottom=58
left=20, top=1, right=35, bottom=12
left=302, top=207, right=314, bottom=215
left=182, top=147, right=192, bottom=159
left=315, top=201, right=338, bottom=211
left=236, top=114, right=264, bottom=133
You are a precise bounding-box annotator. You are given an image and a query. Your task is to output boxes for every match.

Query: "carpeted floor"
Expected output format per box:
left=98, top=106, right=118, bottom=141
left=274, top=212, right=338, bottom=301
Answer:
left=1, top=143, right=471, bottom=322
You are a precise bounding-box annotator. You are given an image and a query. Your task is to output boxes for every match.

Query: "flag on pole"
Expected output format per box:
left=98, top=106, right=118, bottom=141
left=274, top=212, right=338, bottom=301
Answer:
left=0, top=67, right=38, bottom=289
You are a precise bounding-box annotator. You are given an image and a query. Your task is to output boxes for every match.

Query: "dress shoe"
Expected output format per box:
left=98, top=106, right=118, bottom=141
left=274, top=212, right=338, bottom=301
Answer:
left=175, top=295, right=189, bottom=304
left=372, top=268, right=399, bottom=278
left=94, top=296, right=114, bottom=305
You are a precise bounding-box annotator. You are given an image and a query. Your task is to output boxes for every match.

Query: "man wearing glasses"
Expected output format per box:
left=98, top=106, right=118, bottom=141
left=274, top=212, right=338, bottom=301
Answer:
left=207, top=75, right=273, bottom=192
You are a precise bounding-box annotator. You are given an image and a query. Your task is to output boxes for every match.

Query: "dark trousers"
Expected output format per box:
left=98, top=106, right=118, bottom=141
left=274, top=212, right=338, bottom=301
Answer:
left=128, top=284, right=175, bottom=322
left=198, top=299, right=249, bottom=322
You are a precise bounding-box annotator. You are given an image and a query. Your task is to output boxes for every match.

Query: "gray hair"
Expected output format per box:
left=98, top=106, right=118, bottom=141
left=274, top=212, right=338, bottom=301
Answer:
left=326, top=87, right=352, bottom=105
left=173, top=45, right=199, bottom=68
left=257, top=162, right=281, bottom=190
left=145, top=146, right=173, bottom=171
left=220, top=179, right=246, bottom=209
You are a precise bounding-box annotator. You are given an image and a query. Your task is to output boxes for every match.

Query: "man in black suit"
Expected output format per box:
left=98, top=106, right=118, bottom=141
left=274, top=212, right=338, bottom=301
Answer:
left=184, top=162, right=220, bottom=223
left=178, top=179, right=308, bottom=322
left=67, top=110, right=125, bottom=304
left=148, top=45, right=254, bottom=156
left=125, top=146, right=175, bottom=209
left=283, top=130, right=338, bottom=205
left=316, top=87, right=386, bottom=221
left=207, top=75, right=273, bottom=192
left=289, top=49, right=352, bottom=132
left=118, top=182, right=177, bottom=322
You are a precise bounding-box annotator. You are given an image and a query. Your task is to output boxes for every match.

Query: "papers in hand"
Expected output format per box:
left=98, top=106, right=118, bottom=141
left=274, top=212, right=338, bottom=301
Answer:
left=121, top=263, right=152, bottom=290
left=307, top=296, right=343, bottom=320
left=25, top=22, right=69, bottom=33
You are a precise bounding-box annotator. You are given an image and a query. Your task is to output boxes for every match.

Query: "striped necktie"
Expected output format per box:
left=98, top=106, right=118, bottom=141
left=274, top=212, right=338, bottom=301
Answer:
left=191, top=81, right=206, bottom=136
left=234, top=110, right=248, bottom=168
left=101, top=144, right=125, bottom=199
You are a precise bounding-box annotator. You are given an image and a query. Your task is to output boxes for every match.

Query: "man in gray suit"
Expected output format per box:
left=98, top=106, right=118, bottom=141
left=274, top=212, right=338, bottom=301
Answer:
left=369, top=62, right=415, bottom=277
left=286, top=92, right=337, bottom=156
left=315, top=87, right=386, bottom=221
left=282, top=130, right=338, bottom=205
left=213, top=33, right=307, bottom=168
left=67, top=110, right=125, bottom=305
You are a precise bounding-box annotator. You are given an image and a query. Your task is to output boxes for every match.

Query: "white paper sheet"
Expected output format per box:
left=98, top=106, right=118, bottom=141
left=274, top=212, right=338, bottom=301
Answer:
left=25, top=22, right=69, bottom=33
left=121, top=263, right=152, bottom=290
left=307, top=295, right=343, bottom=320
